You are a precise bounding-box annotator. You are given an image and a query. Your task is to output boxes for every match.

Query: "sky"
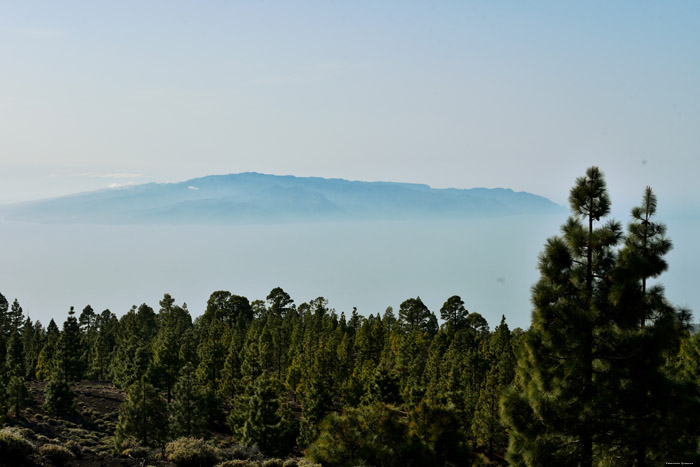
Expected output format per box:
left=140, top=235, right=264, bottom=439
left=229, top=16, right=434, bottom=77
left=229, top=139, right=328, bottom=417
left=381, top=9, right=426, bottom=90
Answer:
left=1, top=1, right=699, bottom=215
left=1, top=2, right=700, bottom=326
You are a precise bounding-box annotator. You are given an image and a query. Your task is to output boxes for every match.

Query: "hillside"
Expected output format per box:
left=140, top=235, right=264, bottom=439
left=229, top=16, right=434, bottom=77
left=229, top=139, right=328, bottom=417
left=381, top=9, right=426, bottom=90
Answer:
left=2, top=173, right=562, bottom=224
left=2, top=381, right=307, bottom=466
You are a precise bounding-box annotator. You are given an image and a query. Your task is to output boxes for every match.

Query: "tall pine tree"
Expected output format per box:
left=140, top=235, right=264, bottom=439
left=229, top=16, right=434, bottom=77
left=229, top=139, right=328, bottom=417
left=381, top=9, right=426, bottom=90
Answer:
left=502, top=167, right=621, bottom=466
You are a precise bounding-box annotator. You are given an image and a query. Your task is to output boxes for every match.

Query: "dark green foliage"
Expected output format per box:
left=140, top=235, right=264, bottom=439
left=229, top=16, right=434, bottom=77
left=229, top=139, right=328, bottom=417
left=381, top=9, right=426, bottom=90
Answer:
left=150, top=323, right=182, bottom=402
left=233, top=377, right=297, bottom=457
left=110, top=334, right=151, bottom=389
left=471, top=316, right=515, bottom=462
left=221, top=329, right=244, bottom=398
left=79, top=305, right=97, bottom=378
left=6, top=332, right=25, bottom=377
left=205, top=291, right=253, bottom=325
left=115, top=377, right=168, bottom=449
left=440, top=295, right=468, bottom=331
left=398, top=297, right=431, bottom=333
left=601, top=187, right=700, bottom=462
left=409, top=401, right=471, bottom=466
left=197, top=320, right=226, bottom=390
left=307, top=402, right=424, bottom=467
left=266, top=287, right=294, bottom=318
left=179, top=328, right=199, bottom=367
left=79, top=305, right=96, bottom=335
left=7, top=299, right=24, bottom=336
left=36, top=321, right=59, bottom=381
left=58, top=306, right=84, bottom=381
left=298, top=370, right=335, bottom=447
left=21, top=318, right=42, bottom=380
left=170, top=363, right=206, bottom=438
left=502, top=169, right=698, bottom=466
left=44, top=371, right=76, bottom=415
left=465, top=312, right=489, bottom=335
left=368, top=366, right=401, bottom=405
left=0, top=293, right=8, bottom=335
left=90, top=309, right=118, bottom=380
left=502, top=167, right=622, bottom=466
left=200, top=384, right=226, bottom=430
left=110, top=305, right=155, bottom=389
left=6, top=376, right=31, bottom=418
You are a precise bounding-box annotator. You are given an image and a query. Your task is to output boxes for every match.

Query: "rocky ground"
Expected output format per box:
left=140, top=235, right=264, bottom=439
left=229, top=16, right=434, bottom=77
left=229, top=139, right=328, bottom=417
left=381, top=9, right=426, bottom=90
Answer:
left=1, top=381, right=306, bottom=467
left=3, top=381, right=155, bottom=466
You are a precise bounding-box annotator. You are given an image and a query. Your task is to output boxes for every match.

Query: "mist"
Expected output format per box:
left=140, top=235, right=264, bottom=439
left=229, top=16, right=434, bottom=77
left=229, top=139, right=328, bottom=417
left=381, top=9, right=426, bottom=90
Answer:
left=2, top=213, right=697, bottom=330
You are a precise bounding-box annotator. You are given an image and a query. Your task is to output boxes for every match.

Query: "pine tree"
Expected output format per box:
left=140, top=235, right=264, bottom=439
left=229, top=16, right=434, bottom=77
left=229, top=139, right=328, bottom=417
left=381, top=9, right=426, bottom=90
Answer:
left=36, top=321, right=60, bottom=381
left=44, top=369, right=76, bottom=415
left=471, top=317, right=515, bottom=462
left=110, top=307, right=154, bottom=389
left=91, top=309, right=118, bottom=380
left=196, top=320, right=226, bottom=390
left=149, top=324, right=181, bottom=402
left=409, top=401, right=471, bottom=466
left=308, top=402, right=418, bottom=467
left=79, top=305, right=97, bottom=375
left=22, top=318, right=42, bottom=380
left=6, top=332, right=24, bottom=377
left=236, top=377, right=296, bottom=457
left=8, top=299, right=24, bottom=336
left=170, top=362, right=205, bottom=438
left=0, top=292, right=8, bottom=337
left=58, top=307, right=84, bottom=382
left=179, top=328, right=198, bottom=367
left=115, top=377, right=168, bottom=449
left=501, top=167, right=622, bottom=466
left=266, top=287, right=294, bottom=318
left=110, top=334, right=152, bottom=390
left=603, top=187, right=699, bottom=463
left=440, top=295, right=469, bottom=331
left=398, top=297, right=431, bottom=333
left=7, top=375, right=30, bottom=419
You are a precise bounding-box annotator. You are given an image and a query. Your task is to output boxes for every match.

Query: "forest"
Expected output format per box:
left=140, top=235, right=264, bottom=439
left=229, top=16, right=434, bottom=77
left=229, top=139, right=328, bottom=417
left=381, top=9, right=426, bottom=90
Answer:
left=0, top=167, right=699, bottom=467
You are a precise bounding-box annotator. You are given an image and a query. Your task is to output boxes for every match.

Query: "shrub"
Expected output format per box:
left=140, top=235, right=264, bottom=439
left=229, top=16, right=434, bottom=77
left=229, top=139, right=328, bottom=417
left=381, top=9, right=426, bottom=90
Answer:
left=64, top=438, right=83, bottom=458
left=0, top=430, right=35, bottom=464
left=220, top=443, right=262, bottom=460
left=217, top=460, right=260, bottom=467
left=297, top=461, right=322, bottom=467
left=166, top=437, right=218, bottom=467
left=120, top=445, right=150, bottom=459
left=282, top=460, right=299, bottom=467
left=262, top=459, right=284, bottom=467
left=39, top=443, right=75, bottom=466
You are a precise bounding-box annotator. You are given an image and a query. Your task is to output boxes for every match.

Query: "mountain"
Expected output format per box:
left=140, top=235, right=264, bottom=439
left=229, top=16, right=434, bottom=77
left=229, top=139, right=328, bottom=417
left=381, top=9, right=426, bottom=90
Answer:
left=1, top=172, right=563, bottom=224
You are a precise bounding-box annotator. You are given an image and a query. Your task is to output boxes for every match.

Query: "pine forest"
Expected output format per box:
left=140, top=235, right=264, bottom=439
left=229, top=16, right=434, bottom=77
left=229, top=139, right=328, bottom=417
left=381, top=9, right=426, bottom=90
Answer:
left=0, top=167, right=698, bottom=467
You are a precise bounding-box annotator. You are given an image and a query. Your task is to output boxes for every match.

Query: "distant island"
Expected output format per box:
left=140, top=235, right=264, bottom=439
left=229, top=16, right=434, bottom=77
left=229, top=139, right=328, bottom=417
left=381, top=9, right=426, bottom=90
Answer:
left=1, top=172, right=563, bottom=224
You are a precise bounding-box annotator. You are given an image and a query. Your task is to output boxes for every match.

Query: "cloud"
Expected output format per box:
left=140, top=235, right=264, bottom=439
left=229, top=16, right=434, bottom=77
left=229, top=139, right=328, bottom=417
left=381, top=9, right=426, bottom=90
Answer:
left=188, top=186, right=199, bottom=190
left=107, top=181, right=138, bottom=189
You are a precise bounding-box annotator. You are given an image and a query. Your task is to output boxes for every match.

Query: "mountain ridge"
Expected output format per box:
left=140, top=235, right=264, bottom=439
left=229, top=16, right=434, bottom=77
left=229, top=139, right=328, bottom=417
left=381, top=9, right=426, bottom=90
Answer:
left=2, top=172, right=564, bottom=224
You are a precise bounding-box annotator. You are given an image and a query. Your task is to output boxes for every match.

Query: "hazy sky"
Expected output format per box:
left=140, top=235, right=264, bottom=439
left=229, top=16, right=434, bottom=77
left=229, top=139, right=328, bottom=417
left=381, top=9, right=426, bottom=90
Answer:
left=1, top=1, right=699, bottom=214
